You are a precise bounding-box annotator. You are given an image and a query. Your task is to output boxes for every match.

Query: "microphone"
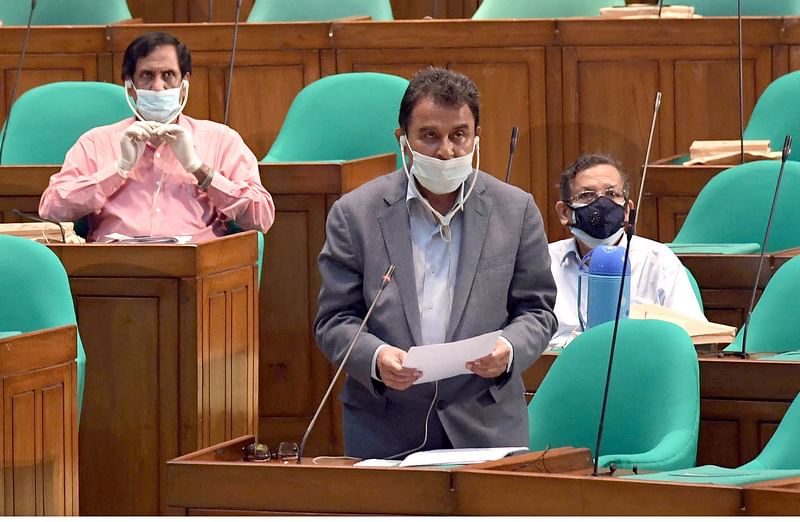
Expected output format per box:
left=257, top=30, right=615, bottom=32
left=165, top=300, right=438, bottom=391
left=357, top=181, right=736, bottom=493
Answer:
left=0, top=0, right=36, bottom=165
left=658, top=0, right=664, bottom=18
left=592, top=90, right=662, bottom=477
left=223, top=0, right=243, bottom=126
left=504, top=126, right=520, bottom=184
left=739, top=135, right=792, bottom=359
left=208, top=0, right=213, bottom=22
left=630, top=91, right=662, bottom=236
left=296, top=264, right=396, bottom=463
left=737, top=0, right=745, bottom=163
left=12, top=208, right=66, bottom=243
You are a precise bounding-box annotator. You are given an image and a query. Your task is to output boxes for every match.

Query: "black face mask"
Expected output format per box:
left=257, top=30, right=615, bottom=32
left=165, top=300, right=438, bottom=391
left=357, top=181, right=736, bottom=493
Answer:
left=570, top=197, right=626, bottom=239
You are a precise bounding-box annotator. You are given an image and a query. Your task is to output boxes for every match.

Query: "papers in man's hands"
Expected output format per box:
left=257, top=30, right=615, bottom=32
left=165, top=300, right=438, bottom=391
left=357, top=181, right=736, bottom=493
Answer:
left=402, top=330, right=502, bottom=384
left=102, top=233, right=192, bottom=244
left=397, top=447, right=528, bottom=468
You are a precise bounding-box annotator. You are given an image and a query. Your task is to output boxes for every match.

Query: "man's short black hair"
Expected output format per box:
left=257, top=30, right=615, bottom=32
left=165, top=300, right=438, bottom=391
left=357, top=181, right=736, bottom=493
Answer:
left=398, top=67, right=480, bottom=132
left=560, top=153, right=630, bottom=202
left=121, top=31, right=192, bottom=82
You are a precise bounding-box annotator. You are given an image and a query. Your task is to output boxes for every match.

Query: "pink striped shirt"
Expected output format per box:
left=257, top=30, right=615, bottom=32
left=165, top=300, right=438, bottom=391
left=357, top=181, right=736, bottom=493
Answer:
left=39, top=115, right=275, bottom=242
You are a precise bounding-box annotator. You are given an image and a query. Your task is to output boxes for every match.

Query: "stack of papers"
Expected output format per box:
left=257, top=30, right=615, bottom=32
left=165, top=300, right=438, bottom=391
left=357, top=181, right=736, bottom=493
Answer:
left=629, top=303, right=737, bottom=344
left=102, top=233, right=192, bottom=244
left=684, top=139, right=781, bottom=165
left=402, top=330, right=501, bottom=384
left=353, top=447, right=528, bottom=468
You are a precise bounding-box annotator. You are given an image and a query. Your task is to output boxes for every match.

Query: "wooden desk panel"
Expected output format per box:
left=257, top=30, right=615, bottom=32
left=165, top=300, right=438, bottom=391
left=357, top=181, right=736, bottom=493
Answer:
left=165, top=435, right=742, bottom=516
left=0, top=326, right=78, bottom=516
left=743, top=477, right=800, bottom=515
left=523, top=351, right=800, bottom=470
left=46, top=233, right=259, bottom=515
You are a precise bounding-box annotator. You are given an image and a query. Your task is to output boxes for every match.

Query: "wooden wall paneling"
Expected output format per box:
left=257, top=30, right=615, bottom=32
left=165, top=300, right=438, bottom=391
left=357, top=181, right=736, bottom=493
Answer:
left=127, top=0, right=182, bottom=23
left=656, top=196, right=694, bottom=243
left=258, top=194, right=333, bottom=455
left=390, top=0, right=479, bottom=19
left=545, top=46, right=566, bottom=241
left=72, top=277, right=178, bottom=516
left=193, top=264, right=259, bottom=450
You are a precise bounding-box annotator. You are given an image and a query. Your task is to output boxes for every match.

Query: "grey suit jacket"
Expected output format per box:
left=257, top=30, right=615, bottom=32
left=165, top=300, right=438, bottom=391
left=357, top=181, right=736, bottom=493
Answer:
left=314, top=169, right=557, bottom=458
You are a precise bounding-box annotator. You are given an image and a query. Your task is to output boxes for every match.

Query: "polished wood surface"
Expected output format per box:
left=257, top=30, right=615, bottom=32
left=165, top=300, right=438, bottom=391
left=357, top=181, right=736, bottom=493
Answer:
left=523, top=350, right=800, bottom=470
left=743, top=477, right=800, bottom=515
left=0, top=326, right=78, bottom=516
left=46, top=233, right=259, bottom=515
left=679, top=252, right=796, bottom=326
left=2, top=17, right=797, bottom=238
left=165, top=435, right=743, bottom=515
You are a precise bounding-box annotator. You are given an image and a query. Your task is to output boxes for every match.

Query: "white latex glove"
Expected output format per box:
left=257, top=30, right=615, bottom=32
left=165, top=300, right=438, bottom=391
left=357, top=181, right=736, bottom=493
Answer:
left=155, top=124, right=203, bottom=173
left=118, top=121, right=159, bottom=174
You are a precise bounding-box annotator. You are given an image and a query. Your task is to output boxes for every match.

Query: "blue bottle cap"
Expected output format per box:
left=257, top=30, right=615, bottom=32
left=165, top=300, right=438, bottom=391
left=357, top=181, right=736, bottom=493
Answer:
left=588, top=245, right=631, bottom=276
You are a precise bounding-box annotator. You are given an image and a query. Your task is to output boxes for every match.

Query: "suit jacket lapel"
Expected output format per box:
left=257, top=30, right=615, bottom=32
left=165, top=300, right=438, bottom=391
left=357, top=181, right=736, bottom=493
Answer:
left=378, top=176, right=423, bottom=347
left=447, top=176, right=491, bottom=341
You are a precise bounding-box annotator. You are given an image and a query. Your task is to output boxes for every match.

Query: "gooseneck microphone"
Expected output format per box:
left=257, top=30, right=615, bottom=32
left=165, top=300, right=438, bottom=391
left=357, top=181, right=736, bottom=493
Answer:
left=657, top=0, right=664, bottom=18
left=592, top=90, right=662, bottom=476
left=223, top=0, right=243, bottom=126
left=0, top=0, right=36, bottom=165
left=739, top=135, right=792, bottom=359
left=504, top=126, right=520, bottom=184
left=296, top=265, right=396, bottom=463
left=12, top=208, right=66, bottom=243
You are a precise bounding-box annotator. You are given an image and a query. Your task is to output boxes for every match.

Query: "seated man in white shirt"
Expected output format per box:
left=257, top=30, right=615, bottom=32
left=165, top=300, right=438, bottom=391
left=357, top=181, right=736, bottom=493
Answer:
left=548, top=153, right=705, bottom=347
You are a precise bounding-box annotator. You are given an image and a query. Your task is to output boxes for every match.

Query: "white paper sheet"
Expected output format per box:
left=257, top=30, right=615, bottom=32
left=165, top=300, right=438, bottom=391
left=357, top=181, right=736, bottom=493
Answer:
left=102, top=233, right=192, bottom=244
left=398, top=447, right=528, bottom=468
left=402, top=330, right=502, bottom=384
left=353, top=459, right=402, bottom=468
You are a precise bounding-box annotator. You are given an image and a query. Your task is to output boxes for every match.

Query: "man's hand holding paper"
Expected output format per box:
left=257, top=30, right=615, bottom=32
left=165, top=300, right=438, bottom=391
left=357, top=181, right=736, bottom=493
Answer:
left=402, top=330, right=502, bottom=384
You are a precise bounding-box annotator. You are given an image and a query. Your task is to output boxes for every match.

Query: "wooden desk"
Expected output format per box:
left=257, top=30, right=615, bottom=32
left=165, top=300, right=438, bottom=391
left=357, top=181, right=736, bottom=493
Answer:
left=523, top=351, right=800, bottom=469
left=743, top=476, right=800, bottom=515
left=0, top=154, right=394, bottom=464
left=165, top=435, right=743, bottom=515
left=0, top=326, right=78, bottom=516
left=679, top=252, right=797, bottom=326
left=46, top=233, right=259, bottom=515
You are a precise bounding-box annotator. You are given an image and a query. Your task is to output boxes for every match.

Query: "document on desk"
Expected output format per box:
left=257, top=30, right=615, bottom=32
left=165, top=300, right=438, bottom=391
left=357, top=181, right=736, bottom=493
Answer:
left=398, top=447, right=528, bottom=468
left=403, top=330, right=502, bottom=384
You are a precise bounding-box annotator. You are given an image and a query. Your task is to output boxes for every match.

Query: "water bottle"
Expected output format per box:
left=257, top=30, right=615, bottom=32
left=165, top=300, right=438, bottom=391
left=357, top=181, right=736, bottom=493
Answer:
left=577, top=245, right=631, bottom=330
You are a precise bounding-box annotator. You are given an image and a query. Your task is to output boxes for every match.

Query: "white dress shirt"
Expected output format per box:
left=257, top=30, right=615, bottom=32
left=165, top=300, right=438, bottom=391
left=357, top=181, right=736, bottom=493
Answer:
left=548, top=234, right=706, bottom=347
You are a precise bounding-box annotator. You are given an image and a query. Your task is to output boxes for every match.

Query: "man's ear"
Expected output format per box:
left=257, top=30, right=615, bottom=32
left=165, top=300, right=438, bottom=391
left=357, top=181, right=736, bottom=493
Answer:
left=555, top=200, right=571, bottom=227
left=475, top=125, right=481, bottom=138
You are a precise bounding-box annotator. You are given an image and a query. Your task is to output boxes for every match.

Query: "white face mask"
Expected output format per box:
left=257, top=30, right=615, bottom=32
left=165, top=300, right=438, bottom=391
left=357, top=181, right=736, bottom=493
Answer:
left=399, top=135, right=481, bottom=232
left=571, top=226, right=625, bottom=250
left=401, top=135, right=479, bottom=195
left=125, top=79, right=189, bottom=123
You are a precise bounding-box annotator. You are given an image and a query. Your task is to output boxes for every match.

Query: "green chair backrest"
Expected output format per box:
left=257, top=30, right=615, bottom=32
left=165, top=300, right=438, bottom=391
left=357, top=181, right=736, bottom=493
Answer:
left=247, top=0, right=393, bottom=22
left=690, top=0, right=800, bottom=16
left=529, top=319, right=699, bottom=471
left=0, top=0, right=33, bottom=25
left=740, top=392, right=800, bottom=470
left=0, top=235, right=86, bottom=419
left=263, top=72, right=408, bottom=168
left=684, top=265, right=704, bottom=311
left=671, top=160, right=800, bottom=253
left=725, top=255, right=800, bottom=354
left=744, top=70, right=800, bottom=162
left=0, top=81, right=131, bottom=165
left=473, top=0, right=624, bottom=19
left=27, top=0, right=132, bottom=25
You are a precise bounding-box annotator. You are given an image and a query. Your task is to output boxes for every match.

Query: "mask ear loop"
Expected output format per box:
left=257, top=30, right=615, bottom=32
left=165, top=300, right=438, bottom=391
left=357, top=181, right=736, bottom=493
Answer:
left=124, top=79, right=147, bottom=122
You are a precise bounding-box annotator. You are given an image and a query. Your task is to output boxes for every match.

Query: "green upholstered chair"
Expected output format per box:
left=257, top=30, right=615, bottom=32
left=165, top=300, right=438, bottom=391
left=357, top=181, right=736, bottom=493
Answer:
left=528, top=319, right=699, bottom=472
left=247, top=0, right=393, bottom=22
left=723, top=255, right=800, bottom=354
left=263, top=72, right=408, bottom=168
left=473, top=0, right=625, bottom=19
left=0, top=0, right=33, bottom=25
left=743, top=71, right=800, bottom=162
left=0, top=235, right=86, bottom=420
left=667, top=160, right=800, bottom=254
left=0, top=81, right=131, bottom=165
left=27, top=0, right=132, bottom=25
left=690, top=0, right=800, bottom=16
left=624, top=392, right=800, bottom=485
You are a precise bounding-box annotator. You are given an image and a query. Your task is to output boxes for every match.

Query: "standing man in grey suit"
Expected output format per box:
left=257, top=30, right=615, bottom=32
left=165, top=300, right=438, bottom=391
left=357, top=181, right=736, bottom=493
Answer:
left=314, top=67, right=557, bottom=459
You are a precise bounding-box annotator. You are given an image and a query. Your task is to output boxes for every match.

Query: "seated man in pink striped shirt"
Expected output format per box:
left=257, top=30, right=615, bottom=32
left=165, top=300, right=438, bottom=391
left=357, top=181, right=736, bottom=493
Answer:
left=39, top=31, right=275, bottom=242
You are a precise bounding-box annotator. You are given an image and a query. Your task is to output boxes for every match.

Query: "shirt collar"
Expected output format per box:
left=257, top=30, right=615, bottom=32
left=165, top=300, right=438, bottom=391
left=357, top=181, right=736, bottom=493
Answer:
left=560, top=233, right=631, bottom=267
left=405, top=175, right=467, bottom=213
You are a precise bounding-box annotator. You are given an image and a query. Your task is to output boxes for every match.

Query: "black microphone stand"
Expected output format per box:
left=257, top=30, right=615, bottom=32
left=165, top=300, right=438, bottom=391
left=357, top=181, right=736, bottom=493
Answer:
left=504, top=126, right=519, bottom=184
left=296, top=265, right=396, bottom=463
left=223, top=0, right=243, bottom=126
left=739, top=135, right=793, bottom=359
